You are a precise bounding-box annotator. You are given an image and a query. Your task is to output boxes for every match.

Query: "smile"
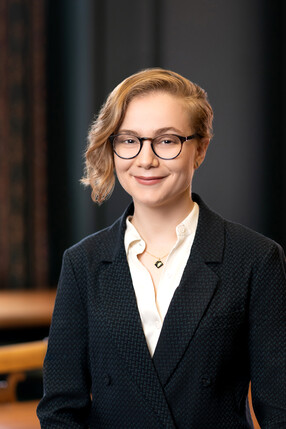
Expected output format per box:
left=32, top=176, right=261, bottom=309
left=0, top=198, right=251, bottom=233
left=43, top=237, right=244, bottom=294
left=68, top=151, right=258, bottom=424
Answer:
left=134, top=176, right=166, bottom=185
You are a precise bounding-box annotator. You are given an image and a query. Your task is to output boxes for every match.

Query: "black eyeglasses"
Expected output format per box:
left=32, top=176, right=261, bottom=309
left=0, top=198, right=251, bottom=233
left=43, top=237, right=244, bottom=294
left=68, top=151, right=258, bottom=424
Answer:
left=109, top=133, right=200, bottom=160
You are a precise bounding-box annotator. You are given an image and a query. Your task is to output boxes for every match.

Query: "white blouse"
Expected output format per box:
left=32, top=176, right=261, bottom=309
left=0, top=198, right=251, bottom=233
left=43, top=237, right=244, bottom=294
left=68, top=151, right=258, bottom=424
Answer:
left=124, top=202, right=199, bottom=356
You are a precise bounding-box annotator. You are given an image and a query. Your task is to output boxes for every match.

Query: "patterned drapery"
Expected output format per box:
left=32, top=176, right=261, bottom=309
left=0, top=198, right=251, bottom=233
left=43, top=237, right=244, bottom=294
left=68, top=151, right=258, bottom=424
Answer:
left=0, top=0, right=48, bottom=289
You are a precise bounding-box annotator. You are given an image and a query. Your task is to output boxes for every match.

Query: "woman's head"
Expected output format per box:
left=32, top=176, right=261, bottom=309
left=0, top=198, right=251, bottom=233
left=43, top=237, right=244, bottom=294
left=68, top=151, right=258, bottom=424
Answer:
left=82, top=68, right=213, bottom=203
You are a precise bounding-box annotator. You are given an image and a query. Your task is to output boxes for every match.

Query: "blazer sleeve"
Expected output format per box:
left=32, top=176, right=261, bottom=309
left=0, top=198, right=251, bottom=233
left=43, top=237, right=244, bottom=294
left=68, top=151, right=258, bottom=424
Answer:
left=37, top=250, right=91, bottom=429
left=249, top=242, right=286, bottom=428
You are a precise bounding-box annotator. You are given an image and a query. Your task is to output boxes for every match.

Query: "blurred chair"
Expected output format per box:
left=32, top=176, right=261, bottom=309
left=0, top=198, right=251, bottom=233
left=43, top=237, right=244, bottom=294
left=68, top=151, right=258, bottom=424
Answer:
left=0, top=290, right=56, bottom=330
left=0, top=340, right=47, bottom=429
left=248, top=383, right=260, bottom=429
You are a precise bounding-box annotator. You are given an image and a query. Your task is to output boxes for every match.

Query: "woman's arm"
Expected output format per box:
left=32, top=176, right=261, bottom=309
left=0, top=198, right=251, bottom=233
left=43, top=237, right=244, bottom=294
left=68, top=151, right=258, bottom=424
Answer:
left=37, top=250, right=91, bottom=429
left=249, top=243, right=286, bottom=428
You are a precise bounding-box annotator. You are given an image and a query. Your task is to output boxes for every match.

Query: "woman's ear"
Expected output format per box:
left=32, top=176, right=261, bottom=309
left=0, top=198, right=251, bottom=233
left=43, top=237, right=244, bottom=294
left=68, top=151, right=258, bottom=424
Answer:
left=194, top=138, right=210, bottom=169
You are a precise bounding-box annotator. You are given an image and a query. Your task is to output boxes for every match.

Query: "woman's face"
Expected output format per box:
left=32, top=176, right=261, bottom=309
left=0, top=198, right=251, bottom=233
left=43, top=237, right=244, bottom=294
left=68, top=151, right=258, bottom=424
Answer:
left=114, top=91, right=208, bottom=210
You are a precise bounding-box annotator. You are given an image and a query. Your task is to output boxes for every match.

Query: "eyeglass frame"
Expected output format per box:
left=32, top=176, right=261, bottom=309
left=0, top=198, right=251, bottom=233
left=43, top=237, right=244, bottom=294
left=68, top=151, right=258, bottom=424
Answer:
left=109, top=133, right=201, bottom=160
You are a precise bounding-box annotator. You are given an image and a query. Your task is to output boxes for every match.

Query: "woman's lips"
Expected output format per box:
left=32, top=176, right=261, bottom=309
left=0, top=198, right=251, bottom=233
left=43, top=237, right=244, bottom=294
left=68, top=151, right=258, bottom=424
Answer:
left=134, top=176, right=165, bottom=185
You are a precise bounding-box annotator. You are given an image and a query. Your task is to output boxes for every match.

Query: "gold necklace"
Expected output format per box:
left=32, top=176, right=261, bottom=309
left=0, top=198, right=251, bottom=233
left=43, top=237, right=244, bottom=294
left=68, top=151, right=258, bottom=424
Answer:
left=145, top=250, right=169, bottom=269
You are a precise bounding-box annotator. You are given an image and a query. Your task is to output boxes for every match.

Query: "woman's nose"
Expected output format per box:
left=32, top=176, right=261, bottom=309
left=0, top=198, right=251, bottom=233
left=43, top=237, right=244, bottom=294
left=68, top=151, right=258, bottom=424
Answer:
left=136, top=141, right=159, bottom=168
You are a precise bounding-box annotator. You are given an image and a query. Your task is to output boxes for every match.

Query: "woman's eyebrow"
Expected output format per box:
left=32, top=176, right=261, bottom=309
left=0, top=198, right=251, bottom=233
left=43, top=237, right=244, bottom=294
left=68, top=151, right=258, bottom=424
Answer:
left=118, top=127, right=184, bottom=135
left=118, top=129, right=138, bottom=134
left=155, top=127, right=183, bottom=135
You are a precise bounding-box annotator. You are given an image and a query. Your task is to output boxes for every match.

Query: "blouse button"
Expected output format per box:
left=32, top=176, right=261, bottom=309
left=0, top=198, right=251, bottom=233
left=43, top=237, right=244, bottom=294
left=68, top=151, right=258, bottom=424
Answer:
left=177, top=225, right=185, bottom=235
left=155, top=320, right=161, bottom=330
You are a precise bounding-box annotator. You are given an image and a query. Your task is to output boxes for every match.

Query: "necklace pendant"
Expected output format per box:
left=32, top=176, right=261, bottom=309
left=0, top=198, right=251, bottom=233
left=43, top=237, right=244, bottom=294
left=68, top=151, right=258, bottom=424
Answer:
left=154, top=260, right=164, bottom=269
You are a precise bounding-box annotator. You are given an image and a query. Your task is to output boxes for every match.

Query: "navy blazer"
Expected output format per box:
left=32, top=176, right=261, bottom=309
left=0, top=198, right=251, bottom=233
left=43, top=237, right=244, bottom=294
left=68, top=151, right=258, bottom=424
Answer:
left=37, top=194, right=286, bottom=428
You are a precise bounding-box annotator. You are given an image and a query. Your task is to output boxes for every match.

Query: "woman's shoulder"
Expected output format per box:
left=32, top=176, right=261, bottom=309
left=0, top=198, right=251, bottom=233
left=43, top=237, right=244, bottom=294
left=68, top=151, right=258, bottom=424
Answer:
left=195, top=193, right=284, bottom=259
left=67, top=222, right=120, bottom=261
left=220, top=217, right=285, bottom=273
left=224, top=216, right=282, bottom=256
left=63, top=204, right=133, bottom=263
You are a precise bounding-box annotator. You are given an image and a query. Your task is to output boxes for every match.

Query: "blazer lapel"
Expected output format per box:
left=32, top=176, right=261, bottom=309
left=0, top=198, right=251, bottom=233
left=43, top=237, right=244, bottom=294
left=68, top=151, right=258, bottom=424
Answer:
left=99, top=208, right=176, bottom=428
left=153, top=194, right=225, bottom=387
left=153, top=253, right=218, bottom=386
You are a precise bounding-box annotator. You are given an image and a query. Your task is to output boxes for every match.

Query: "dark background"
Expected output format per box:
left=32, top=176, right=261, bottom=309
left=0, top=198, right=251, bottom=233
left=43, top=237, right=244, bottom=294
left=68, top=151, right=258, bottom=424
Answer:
left=1, top=0, right=285, bottom=289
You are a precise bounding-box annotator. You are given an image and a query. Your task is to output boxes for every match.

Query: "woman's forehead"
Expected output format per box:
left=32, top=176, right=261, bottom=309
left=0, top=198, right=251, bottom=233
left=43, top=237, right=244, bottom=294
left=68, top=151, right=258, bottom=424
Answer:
left=120, top=92, right=192, bottom=134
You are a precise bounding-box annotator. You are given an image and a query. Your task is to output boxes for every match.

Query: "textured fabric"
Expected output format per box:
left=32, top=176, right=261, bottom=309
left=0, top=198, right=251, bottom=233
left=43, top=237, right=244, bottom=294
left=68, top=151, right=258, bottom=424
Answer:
left=0, top=0, right=48, bottom=289
left=37, top=194, right=286, bottom=428
left=124, top=202, right=199, bottom=355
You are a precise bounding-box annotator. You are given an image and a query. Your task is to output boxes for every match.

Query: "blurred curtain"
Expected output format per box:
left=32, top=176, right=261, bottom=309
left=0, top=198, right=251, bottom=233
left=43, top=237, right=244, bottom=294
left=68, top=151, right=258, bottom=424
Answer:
left=0, top=0, right=285, bottom=289
left=49, top=0, right=285, bottom=253
left=0, top=0, right=48, bottom=289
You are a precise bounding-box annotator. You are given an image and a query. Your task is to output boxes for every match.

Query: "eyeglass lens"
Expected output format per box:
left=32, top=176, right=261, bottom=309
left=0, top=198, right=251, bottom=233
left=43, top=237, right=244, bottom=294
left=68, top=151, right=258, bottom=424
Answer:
left=113, top=134, right=182, bottom=159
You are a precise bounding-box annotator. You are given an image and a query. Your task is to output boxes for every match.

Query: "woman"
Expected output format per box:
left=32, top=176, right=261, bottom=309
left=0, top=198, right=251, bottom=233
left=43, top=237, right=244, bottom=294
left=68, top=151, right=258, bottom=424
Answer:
left=37, top=68, right=286, bottom=428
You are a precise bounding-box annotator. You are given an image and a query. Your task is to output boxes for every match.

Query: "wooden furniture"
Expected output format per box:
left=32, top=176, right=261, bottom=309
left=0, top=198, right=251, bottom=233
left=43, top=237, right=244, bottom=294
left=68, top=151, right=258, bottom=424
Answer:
left=0, top=290, right=56, bottom=330
left=0, top=401, right=39, bottom=429
left=0, top=340, right=47, bottom=428
left=248, top=383, right=260, bottom=429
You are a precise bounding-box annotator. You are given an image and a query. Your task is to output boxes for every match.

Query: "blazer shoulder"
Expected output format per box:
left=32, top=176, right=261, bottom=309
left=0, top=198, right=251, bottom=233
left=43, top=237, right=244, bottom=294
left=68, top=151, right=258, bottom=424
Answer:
left=64, top=213, right=125, bottom=266
left=192, top=193, right=284, bottom=263
left=63, top=203, right=135, bottom=266
left=224, top=217, right=283, bottom=259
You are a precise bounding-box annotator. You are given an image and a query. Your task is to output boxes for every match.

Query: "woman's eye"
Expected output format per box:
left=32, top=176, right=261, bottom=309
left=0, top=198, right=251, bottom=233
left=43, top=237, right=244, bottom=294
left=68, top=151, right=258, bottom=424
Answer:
left=158, top=137, right=176, bottom=145
left=118, top=137, right=137, bottom=144
left=155, top=134, right=179, bottom=145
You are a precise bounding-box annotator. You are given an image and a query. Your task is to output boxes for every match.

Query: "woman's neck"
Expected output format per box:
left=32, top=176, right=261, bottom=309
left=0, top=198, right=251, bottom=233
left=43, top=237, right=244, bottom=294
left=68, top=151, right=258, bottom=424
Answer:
left=131, top=197, right=194, bottom=254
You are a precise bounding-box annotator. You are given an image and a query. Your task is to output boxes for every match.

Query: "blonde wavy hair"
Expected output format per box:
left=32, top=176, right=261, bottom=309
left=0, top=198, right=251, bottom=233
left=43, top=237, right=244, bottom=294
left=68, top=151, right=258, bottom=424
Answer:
left=81, top=68, right=213, bottom=203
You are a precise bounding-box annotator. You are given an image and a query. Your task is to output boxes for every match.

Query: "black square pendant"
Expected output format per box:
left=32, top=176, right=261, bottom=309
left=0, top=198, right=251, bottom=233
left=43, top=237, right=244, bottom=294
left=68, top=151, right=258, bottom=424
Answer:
left=155, top=260, right=164, bottom=268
